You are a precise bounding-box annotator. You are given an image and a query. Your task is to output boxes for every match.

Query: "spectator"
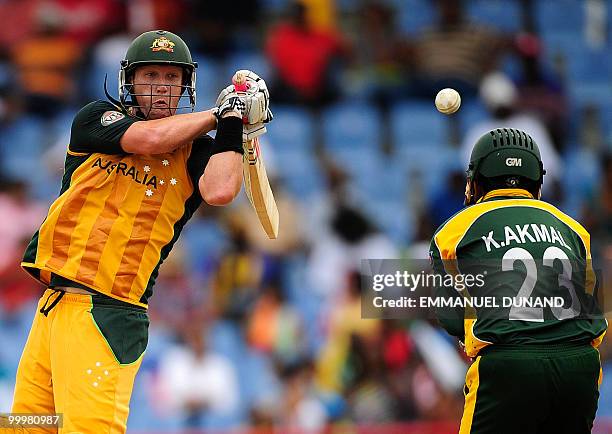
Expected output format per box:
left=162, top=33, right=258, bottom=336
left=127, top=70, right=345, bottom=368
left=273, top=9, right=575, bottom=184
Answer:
left=0, top=50, right=20, bottom=125
left=352, top=1, right=409, bottom=106
left=461, top=72, right=562, bottom=200
left=157, top=321, right=239, bottom=428
left=427, top=170, right=466, bottom=229
left=279, top=360, right=329, bottom=430
left=344, top=333, right=396, bottom=423
left=11, top=6, right=83, bottom=117
left=316, top=271, right=381, bottom=392
left=307, top=201, right=397, bottom=300
left=147, top=245, right=207, bottom=331
left=266, top=1, right=347, bottom=108
left=582, top=154, right=612, bottom=261
left=42, top=0, right=124, bottom=45
left=410, top=0, right=510, bottom=99
left=228, top=180, right=305, bottom=257
left=187, top=0, right=260, bottom=56
left=0, top=0, right=38, bottom=47
left=381, top=320, right=418, bottom=420
left=211, top=218, right=265, bottom=320
left=512, top=33, right=569, bottom=151
left=0, top=180, right=46, bottom=274
left=247, top=279, right=305, bottom=367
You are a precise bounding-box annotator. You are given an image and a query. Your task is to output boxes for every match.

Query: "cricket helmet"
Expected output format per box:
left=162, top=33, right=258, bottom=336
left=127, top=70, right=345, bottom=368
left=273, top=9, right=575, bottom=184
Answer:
left=119, top=30, right=197, bottom=118
left=467, top=128, right=545, bottom=183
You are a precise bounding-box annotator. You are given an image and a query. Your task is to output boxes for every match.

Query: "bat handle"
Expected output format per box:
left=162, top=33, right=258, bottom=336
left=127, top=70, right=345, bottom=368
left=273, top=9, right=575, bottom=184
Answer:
left=232, top=71, right=250, bottom=124
left=232, top=71, right=249, bottom=92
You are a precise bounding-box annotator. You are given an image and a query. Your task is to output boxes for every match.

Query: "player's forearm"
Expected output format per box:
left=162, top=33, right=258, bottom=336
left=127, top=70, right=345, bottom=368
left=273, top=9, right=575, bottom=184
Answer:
left=200, top=152, right=243, bottom=205
left=121, top=110, right=217, bottom=155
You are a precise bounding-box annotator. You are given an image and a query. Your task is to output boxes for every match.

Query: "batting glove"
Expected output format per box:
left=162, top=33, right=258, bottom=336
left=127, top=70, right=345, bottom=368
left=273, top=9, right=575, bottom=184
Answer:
left=215, top=95, right=247, bottom=119
left=216, top=70, right=273, bottom=125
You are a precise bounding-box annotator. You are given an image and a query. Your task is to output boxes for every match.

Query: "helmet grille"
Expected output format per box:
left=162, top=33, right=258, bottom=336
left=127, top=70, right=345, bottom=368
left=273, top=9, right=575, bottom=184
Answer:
left=489, top=128, right=534, bottom=150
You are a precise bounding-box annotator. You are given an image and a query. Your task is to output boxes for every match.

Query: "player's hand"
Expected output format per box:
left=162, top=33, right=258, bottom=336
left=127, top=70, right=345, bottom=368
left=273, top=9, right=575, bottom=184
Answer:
left=215, top=93, right=246, bottom=119
left=234, top=69, right=273, bottom=124
left=216, top=70, right=273, bottom=125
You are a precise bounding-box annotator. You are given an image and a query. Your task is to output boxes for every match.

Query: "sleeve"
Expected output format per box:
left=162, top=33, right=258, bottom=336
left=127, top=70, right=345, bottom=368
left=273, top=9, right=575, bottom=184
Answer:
left=430, top=235, right=465, bottom=339
left=69, top=101, right=137, bottom=155
left=186, top=136, right=216, bottom=189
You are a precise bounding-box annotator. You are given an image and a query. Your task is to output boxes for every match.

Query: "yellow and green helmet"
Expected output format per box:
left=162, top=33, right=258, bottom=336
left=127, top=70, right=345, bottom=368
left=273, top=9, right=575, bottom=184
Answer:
left=467, top=128, right=546, bottom=183
left=118, top=30, right=197, bottom=117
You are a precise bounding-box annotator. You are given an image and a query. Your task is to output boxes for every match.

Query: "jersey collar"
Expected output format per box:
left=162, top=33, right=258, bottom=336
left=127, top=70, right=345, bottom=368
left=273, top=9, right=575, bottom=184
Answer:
left=477, top=188, right=534, bottom=203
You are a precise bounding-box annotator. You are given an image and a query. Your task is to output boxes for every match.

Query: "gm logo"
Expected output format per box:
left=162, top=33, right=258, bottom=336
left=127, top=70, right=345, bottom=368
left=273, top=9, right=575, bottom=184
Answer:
left=506, top=158, right=522, bottom=167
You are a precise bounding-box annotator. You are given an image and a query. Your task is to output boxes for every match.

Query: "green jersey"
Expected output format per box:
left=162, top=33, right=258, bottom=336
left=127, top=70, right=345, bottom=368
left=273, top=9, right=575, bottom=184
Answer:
left=430, top=188, right=607, bottom=357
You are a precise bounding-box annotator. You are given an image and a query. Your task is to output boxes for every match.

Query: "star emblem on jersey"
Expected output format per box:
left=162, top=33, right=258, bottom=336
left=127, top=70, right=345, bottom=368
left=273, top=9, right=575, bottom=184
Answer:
left=143, top=165, right=151, bottom=173
left=159, top=179, right=165, bottom=185
left=145, top=189, right=153, bottom=197
left=170, top=178, right=177, bottom=185
left=162, top=159, right=169, bottom=166
left=86, top=362, right=109, bottom=388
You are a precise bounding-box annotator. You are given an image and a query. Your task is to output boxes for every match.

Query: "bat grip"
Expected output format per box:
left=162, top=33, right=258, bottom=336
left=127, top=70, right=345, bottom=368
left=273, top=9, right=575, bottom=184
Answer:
left=232, top=72, right=249, bottom=92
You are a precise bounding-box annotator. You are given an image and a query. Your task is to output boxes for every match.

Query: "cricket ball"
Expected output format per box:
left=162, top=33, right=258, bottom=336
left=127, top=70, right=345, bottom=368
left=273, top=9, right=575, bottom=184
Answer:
left=435, top=88, right=461, bottom=114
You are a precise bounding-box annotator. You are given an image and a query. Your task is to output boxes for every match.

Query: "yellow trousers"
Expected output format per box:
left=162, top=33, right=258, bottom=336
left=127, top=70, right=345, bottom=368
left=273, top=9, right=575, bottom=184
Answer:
left=9, top=289, right=146, bottom=434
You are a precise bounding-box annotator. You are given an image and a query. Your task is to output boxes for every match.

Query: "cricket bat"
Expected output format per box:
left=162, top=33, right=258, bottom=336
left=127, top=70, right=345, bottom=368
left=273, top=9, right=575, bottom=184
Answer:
left=233, top=72, right=279, bottom=239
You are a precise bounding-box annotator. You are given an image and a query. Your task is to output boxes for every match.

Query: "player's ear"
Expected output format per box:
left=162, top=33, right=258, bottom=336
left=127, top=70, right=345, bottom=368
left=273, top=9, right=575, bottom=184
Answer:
left=464, top=179, right=473, bottom=205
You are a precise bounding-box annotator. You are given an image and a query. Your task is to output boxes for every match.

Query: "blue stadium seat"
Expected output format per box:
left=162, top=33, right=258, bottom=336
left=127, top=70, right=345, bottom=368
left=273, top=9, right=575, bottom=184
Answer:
left=192, top=54, right=223, bottom=110
left=562, top=145, right=601, bottom=198
left=223, top=52, right=270, bottom=83
left=322, top=102, right=382, bottom=151
left=324, top=147, right=382, bottom=179
left=458, top=101, right=491, bottom=135
left=566, top=47, right=612, bottom=83
left=561, top=147, right=601, bottom=216
left=467, top=0, right=522, bottom=32
left=400, top=146, right=463, bottom=200
left=260, top=0, right=290, bottom=13
left=538, top=32, right=580, bottom=79
left=208, top=321, right=245, bottom=363
left=600, top=105, right=612, bottom=139
left=51, top=109, right=78, bottom=138
left=0, top=116, right=47, bottom=183
left=180, top=218, right=230, bottom=272
left=390, top=101, right=448, bottom=149
left=500, top=53, right=523, bottom=80
left=393, top=0, right=435, bottom=35
left=277, top=152, right=325, bottom=199
left=86, top=62, right=118, bottom=102
left=542, top=30, right=612, bottom=83
left=568, top=82, right=612, bottom=109
left=362, top=198, right=415, bottom=244
left=535, top=0, right=584, bottom=34
left=352, top=155, right=407, bottom=202
left=540, top=31, right=582, bottom=59
left=266, top=105, right=315, bottom=152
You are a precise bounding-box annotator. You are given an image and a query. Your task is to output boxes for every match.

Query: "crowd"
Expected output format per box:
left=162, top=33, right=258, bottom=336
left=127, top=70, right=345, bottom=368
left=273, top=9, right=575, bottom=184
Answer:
left=0, top=0, right=611, bottom=431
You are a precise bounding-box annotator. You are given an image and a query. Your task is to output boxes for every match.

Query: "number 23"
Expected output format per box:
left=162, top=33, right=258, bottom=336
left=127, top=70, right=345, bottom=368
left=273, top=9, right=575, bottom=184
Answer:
left=502, top=246, right=580, bottom=322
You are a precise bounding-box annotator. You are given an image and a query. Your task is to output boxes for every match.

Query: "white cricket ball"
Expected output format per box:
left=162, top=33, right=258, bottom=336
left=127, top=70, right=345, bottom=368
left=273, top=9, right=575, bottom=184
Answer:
left=435, top=88, right=461, bottom=114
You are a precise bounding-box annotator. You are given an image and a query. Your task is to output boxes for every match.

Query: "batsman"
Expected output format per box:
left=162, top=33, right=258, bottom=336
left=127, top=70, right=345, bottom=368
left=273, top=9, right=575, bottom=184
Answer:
left=430, top=128, right=607, bottom=434
left=11, top=30, right=272, bottom=433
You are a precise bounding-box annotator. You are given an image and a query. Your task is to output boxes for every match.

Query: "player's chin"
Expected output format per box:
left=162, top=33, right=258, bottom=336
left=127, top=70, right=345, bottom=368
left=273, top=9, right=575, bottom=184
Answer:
left=147, top=108, right=173, bottom=120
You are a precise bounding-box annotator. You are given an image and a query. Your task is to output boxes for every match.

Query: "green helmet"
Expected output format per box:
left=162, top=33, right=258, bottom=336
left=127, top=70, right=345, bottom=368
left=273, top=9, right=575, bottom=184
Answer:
left=467, top=128, right=546, bottom=183
left=118, top=30, right=198, bottom=118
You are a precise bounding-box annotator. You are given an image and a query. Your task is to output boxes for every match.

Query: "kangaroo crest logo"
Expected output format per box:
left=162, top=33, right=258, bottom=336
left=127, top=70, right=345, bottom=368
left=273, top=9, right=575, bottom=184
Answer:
left=150, top=37, right=175, bottom=53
